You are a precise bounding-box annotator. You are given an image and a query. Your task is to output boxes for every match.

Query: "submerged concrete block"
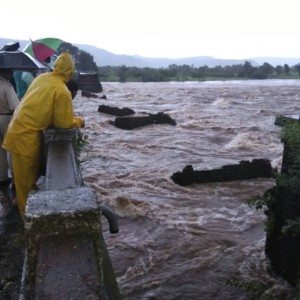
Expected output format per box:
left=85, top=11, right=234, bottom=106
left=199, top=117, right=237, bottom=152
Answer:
left=78, top=73, right=103, bottom=93
left=98, top=104, right=135, bottom=116
left=171, top=159, right=275, bottom=186
left=82, top=90, right=99, bottom=98
left=111, top=112, right=176, bottom=130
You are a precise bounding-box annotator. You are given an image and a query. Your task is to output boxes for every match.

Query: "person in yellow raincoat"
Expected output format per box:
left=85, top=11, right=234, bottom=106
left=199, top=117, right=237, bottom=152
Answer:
left=2, top=52, right=84, bottom=216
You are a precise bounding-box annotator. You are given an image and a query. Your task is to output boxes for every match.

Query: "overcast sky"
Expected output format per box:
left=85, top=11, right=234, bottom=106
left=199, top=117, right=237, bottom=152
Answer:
left=1, top=0, right=299, bottom=59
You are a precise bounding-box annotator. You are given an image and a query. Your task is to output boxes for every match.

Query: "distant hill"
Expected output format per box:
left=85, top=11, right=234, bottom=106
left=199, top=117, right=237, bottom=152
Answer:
left=75, top=43, right=251, bottom=67
left=251, top=57, right=300, bottom=67
left=1, top=37, right=300, bottom=68
left=0, top=38, right=28, bottom=51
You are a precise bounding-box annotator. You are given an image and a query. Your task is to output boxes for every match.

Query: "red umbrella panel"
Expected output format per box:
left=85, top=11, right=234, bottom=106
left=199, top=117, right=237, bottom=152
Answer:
left=31, top=41, right=56, bottom=63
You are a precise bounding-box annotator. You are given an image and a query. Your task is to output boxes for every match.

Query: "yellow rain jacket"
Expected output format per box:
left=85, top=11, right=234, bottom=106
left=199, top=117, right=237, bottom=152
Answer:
left=3, top=52, right=83, bottom=157
left=2, top=52, right=84, bottom=215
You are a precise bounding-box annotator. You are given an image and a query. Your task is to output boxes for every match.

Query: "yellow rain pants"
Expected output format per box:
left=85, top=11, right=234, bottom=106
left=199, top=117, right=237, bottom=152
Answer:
left=2, top=52, right=84, bottom=216
left=11, top=153, right=40, bottom=216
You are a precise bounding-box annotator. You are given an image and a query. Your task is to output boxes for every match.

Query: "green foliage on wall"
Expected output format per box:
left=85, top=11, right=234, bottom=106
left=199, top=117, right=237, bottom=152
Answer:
left=248, top=121, right=300, bottom=288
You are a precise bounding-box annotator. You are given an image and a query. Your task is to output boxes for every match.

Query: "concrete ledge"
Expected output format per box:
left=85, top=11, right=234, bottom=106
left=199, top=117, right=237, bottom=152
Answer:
left=43, top=128, right=78, bottom=143
left=25, top=187, right=100, bottom=232
left=22, top=187, right=104, bottom=298
left=43, top=128, right=83, bottom=189
left=26, top=187, right=97, bottom=217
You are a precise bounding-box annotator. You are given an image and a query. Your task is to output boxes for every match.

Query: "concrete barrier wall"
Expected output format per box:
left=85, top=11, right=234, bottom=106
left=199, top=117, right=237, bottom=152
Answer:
left=19, top=128, right=121, bottom=300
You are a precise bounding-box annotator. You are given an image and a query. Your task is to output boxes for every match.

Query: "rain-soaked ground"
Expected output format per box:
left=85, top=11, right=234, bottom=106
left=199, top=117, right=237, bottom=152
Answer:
left=0, top=203, right=24, bottom=299
left=0, top=80, right=299, bottom=299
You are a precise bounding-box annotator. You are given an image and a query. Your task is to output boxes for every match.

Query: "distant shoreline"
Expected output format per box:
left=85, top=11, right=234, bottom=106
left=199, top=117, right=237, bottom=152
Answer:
left=100, top=77, right=300, bottom=83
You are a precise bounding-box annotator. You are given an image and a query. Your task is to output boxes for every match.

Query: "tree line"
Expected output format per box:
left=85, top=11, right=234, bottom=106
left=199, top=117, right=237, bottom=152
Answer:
left=56, top=42, right=300, bottom=82
left=98, top=62, right=300, bottom=82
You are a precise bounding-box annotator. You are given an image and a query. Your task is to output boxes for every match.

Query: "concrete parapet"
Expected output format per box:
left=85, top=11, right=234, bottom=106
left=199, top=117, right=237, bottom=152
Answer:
left=20, top=128, right=121, bottom=299
left=43, top=128, right=82, bottom=189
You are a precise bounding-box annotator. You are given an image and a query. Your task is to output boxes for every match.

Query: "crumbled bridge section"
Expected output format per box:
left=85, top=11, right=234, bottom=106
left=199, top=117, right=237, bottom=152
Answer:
left=171, top=159, right=275, bottom=186
left=19, top=128, right=121, bottom=300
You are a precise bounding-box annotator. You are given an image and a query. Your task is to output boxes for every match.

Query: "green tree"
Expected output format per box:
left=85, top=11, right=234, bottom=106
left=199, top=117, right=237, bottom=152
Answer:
left=284, top=64, right=290, bottom=75
left=178, top=64, right=191, bottom=80
left=275, top=65, right=283, bottom=76
left=117, top=65, right=127, bottom=82
left=239, top=61, right=256, bottom=78
left=260, top=62, right=274, bottom=76
left=58, top=42, right=98, bottom=72
left=294, top=64, right=300, bottom=76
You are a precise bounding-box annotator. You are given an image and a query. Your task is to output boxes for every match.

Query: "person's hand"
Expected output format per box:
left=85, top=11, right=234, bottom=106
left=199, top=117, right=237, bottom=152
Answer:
left=80, top=118, right=85, bottom=128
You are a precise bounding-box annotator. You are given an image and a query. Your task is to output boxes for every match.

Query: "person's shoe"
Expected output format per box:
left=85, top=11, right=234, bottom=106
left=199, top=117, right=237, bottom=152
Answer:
left=11, top=197, right=18, bottom=206
left=10, top=182, right=16, bottom=192
left=0, top=178, right=12, bottom=188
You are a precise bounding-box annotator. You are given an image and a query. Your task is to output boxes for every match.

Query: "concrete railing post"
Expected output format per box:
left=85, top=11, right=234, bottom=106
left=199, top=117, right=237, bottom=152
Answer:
left=20, top=128, right=121, bottom=299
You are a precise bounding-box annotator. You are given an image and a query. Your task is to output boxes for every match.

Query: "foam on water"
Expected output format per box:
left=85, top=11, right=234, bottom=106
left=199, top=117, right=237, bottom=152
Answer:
left=71, top=80, right=299, bottom=298
left=225, top=132, right=267, bottom=150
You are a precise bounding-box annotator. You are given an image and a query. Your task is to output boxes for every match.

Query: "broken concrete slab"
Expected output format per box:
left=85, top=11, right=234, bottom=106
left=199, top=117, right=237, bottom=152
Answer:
left=171, top=159, right=275, bottom=186
left=111, top=112, right=176, bottom=130
left=82, top=90, right=99, bottom=98
left=98, top=104, right=135, bottom=116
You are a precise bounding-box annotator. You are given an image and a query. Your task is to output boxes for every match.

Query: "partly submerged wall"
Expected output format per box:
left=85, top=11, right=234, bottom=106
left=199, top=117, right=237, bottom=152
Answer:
left=258, top=119, right=300, bottom=289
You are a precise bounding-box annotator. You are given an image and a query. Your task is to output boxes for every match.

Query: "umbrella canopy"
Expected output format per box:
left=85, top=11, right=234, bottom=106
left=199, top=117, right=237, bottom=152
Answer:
left=24, top=37, right=63, bottom=62
left=0, top=41, right=20, bottom=51
left=0, top=51, right=46, bottom=71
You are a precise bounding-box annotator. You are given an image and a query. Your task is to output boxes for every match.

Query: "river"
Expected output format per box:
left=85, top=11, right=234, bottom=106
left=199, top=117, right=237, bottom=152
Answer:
left=74, top=80, right=299, bottom=299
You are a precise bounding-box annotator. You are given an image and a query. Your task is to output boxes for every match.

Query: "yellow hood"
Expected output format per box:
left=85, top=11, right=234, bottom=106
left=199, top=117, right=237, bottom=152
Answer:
left=52, top=52, right=75, bottom=82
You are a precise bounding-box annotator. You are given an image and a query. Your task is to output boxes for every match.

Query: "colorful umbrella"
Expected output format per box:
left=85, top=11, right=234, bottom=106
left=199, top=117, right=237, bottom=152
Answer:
left=0, top=51, right=46, bottom=71
left=23, top=37, right=63, bottom=62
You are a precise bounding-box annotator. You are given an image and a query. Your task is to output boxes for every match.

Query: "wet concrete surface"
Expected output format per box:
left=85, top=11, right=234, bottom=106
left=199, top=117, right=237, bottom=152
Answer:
left=0, top=202, right=25, bottom=299
left=34, top=233, right=102, bottom=299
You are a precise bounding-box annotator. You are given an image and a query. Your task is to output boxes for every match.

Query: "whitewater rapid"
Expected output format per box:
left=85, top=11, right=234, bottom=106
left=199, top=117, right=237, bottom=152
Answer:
left=73, top=80, right=299, bottom=299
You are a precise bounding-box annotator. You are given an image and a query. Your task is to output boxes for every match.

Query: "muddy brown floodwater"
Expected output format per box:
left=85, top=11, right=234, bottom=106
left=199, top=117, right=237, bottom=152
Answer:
left=1, top=80, right=298, bottom=299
